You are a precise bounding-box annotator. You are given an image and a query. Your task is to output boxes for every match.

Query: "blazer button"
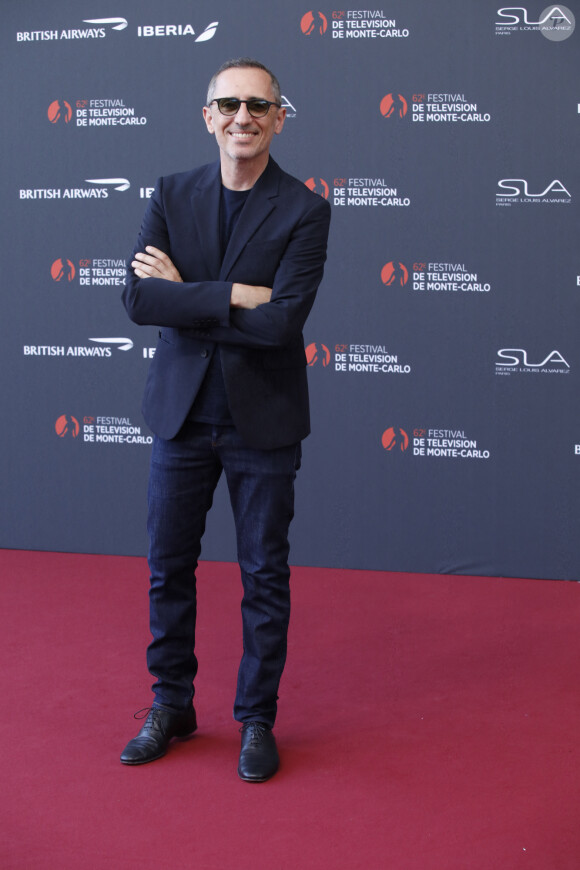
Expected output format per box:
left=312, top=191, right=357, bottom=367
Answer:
left=201, top=349, right=209, bottom=358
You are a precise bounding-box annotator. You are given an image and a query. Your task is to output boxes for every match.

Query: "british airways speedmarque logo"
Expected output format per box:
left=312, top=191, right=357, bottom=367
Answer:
left=19, top=178, right=131, bottom=200
left=17, top=16, right=220, bottom=42
left=83, top=18, right=127, bottom=30
left=17, top=18, right=127, bottom=41
left=85, top=178, right=131, bottom=192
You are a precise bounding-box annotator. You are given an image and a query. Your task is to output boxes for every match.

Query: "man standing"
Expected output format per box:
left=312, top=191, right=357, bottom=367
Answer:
left=121, top=59, right=331, bottom=781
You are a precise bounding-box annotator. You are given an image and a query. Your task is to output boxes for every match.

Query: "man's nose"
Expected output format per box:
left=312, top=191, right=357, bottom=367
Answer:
left=235, top=102, right=253, bottom=124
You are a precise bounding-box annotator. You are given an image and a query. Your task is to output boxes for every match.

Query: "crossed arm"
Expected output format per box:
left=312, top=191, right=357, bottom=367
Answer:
left=132, top=246, right=271, bottom=310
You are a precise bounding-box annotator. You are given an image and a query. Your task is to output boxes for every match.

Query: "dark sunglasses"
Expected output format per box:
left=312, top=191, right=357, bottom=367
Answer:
left=207, top=97, right=281, bottom=118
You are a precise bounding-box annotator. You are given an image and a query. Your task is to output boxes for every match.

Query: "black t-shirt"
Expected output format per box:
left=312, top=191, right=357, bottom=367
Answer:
left=189, top=185, right=251, bottom=425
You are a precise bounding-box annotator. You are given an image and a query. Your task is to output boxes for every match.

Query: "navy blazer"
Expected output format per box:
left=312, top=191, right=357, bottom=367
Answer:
left=122, top=158, right=331, bottom=449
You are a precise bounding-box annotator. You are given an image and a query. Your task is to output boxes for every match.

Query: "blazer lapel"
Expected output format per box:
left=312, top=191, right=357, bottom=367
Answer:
left=190, top=161, right=222, bottom=279
left=219, top=158, right=281, bottom=280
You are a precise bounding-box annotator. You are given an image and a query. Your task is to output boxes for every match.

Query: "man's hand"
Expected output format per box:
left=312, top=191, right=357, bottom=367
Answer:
left=132, top=246, right=183, bottom=282
left=231, top=283, right=272, bottom=309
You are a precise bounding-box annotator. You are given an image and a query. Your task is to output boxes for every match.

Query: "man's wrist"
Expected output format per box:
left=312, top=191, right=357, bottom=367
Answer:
left=231, top=283, right=244, bottom=308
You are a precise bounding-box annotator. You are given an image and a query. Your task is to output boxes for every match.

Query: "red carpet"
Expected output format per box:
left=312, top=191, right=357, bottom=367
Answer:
left=3, top=549, right=580, bottom=869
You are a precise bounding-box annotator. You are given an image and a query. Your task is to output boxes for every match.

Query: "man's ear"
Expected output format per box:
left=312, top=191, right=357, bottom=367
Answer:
left=203, top=106, right=215, bottom=134
left=274, top=107, right=286, bottom=135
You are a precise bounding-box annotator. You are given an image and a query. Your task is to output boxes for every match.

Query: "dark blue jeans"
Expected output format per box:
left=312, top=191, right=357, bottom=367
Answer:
left=146, top=421, right=301, bottom=728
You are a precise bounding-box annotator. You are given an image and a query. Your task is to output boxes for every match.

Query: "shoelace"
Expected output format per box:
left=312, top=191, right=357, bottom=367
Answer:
left=240, top=722, right=269, bottom=745
left=134, top=707, right=155, bottom=721
left=133, top=707, right=168, bottom=734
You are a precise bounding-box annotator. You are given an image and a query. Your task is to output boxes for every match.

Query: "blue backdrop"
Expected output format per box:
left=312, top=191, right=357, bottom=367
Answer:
left=3, top=1, right=578, bottom=580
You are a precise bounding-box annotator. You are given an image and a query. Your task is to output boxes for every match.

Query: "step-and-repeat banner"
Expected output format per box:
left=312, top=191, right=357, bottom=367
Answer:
left=3, top=2, right=578, bottom=579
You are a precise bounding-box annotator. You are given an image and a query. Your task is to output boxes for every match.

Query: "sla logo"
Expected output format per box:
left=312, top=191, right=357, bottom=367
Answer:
left=305, top=343, right=331, bottom=366
left=51, top=258, right=76, bottom=281
left=48, top=100, right=72, bottom=124
left=381, top=262, right=409, bottom=286
left=55, top=415, right=79, bottom=438
left=382, top=427, right=409, bottom=451
left=496, top=178, right=571, bottom=203
left=301, top=11, right=328, bottom=35
left=496, top=348, right=570, bottom=372
left=496, top=5, right=575, bottom=39
left=380, top=94, right=408, bottom=118
left=281, top=96, right=297, bottom=118
left=304, top=177, right=330, bottom=199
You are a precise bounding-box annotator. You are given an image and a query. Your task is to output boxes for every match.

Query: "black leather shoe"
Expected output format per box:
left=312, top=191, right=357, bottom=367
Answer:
left=120, top=704, right=197, bottom=765
left=237, top=722, right=279, bottom=782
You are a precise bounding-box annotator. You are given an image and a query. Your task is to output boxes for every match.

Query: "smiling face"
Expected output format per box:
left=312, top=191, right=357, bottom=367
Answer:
left=203, top=66, right=286, bottom=180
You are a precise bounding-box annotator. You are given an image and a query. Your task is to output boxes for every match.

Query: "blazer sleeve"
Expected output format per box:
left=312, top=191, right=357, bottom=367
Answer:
left=121, top=177, right=233, bottom=330
left=192, top=195, right=331, bottom=349
left=122, top=176, right=331, bottom=349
